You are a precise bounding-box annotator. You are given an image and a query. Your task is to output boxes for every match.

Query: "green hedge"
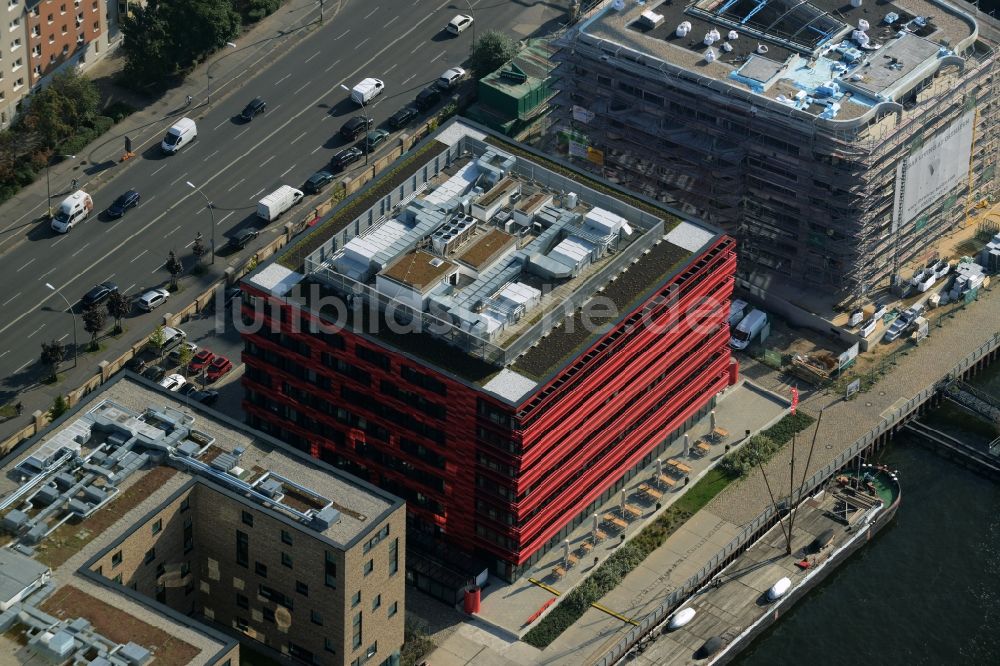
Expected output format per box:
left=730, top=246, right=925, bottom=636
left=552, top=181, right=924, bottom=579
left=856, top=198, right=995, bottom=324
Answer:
left=719, top=412, right=815, bottom=479
left=522, top=468, right=731, bottom=649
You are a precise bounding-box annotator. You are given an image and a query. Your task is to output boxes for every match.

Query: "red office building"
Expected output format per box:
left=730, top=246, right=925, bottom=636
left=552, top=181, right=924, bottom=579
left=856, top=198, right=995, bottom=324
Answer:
left=240, top=120, right=736, bottom=585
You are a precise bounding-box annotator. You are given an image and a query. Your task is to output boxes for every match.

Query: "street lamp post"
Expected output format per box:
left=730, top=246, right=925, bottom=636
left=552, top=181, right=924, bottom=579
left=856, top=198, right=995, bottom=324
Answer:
left=45, top=283, right=78, bottom=369
left=340, top=84, right=370, bottom=166
left=207, top=41, right=238, bottom=105
left=186, top=181, right=216, bottom=265
left=45, top=154, right=76, bottom=218
left=465, top=0, right=477, bottom=52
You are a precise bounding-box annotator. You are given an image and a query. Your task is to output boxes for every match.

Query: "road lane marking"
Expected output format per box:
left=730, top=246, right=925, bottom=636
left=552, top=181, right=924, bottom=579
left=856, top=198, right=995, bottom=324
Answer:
left=0, top=0, right=457, bottom=341
left=276, top=73, right=291, bottom=85
left=410, top=43, right=422, bottom=55
left=58, top=333, right=69, bottom=342
left=15, top=360, right=31, bottom=373
left=70, top=242, right=91, bottom=258
left=203, top=150, right=220, bottom=161
left=386, top=16, right=398, bottom=26
left=336, top=29, right=350, bottom=39
left=280, top=163, right=298, bottom=177
left=2, top=292, right=20, bottom=306
left=104, top=273, right=115, bottom=282
left=0, top=351, right=7, bottom=360
left=236, top=126, right=253, bottom=139
left=250, top=188, right=265, bottom=199
left=325, top=58, right=341, bottom=73
left=364, top=7, right=379, bottom=19
left=430, top=50, right=446, bottom=62
left=311, top=145, right=323, bottom=154
left=218, top=211, right=235, bottom=226
left=17, top=258, right=35, bottom=272
left=124, top=283, right=135, bottom=294
left=152, top=165, right=167, bottom=176
left=165, top=224, right=182, bottom=238
left=402, top=73, right=416, bottom=85
left=294, top=81, right=311, bottom=94
left=40, top=267, right=57, bottom=279
left=150, top=264, right=161, bottom=274
left=384, top=63, right=397, bottom=75
left=292, top=131, right=308, bottom=143
left=305, top=51, right=321, bottom=63
left=52, top=236, right=67, bottom=247
left=213, top=118, right=229, bottom=130
left=27, top=324, right=45, bottom=339
left=260, top=155, right=276, bottom=167
left=130, top=250, right=147, bottom=263
left=226, top=178, right=247, bottom=192
left=169, top=172, right=189, bottom=186
left=357, top=37, right=369, bottom=48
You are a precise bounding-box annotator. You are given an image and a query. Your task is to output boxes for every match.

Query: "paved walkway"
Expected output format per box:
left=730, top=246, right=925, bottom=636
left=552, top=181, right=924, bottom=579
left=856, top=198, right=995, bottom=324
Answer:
left=0, top=0, right=337, bottom=447
left=423, top=285, right=1000, bottom=665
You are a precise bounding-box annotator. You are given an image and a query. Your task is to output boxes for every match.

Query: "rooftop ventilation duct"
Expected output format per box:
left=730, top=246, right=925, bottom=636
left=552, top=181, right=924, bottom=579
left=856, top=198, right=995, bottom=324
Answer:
left=756, top=44, right=769, bottom=55
left=676, top=21, right=691, bottom=38
left=728, top=30, right=738, bottom=40
left=704, top=29, right=720, bottom=46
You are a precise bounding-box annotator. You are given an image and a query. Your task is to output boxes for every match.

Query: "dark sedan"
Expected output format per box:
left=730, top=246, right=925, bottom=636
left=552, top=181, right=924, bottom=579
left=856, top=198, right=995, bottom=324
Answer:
left=331, top=147, right=363, bottom=171
left=304, top=170, right=334, bottom=194
left=81, top=282, right=118, bottom=309
left=227, top=228, right=259, bottom=250
left=241, top=97, right=267, bottom=121
left=105, top=190, right=140, bottom=219
left=388, top=106, right=418, bottom=130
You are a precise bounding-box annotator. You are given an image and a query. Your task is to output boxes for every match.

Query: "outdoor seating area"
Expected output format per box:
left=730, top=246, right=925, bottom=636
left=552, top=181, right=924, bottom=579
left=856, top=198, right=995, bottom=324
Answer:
left=693, top=440, right=712, bottom=457
left=666, top=459, right=692, bottom=475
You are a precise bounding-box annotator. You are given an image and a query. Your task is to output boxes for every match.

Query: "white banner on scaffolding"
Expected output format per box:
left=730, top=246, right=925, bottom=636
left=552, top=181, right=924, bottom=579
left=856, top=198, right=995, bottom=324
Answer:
left=568, top=140, right=589, bottom=158
left=572, top=105, right=595, bottom=123
left=897, top=111, right=975, bottom=226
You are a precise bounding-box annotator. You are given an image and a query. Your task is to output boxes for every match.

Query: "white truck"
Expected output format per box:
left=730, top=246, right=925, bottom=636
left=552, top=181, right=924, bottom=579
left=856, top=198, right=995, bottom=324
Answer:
left=350, top=78, right=384, bottom=105
left=256, top=185, right=304, bottom=222
left=50, top=190, right=94, bottom=233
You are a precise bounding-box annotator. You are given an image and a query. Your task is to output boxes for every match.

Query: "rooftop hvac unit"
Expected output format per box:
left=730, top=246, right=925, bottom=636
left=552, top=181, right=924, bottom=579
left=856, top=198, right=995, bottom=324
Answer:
left=722, top=42, right=733, bottom=52
left=639, top=10, right=664, bottom=28
left=858, top=19, right=869, bottom=31
left=704, top=29, right=720, bottom=46
left=676, top=21, right=691, bottom=38
left=704, top=47, right=717, bottom=63
left=728, top=30, right=739, bottom=40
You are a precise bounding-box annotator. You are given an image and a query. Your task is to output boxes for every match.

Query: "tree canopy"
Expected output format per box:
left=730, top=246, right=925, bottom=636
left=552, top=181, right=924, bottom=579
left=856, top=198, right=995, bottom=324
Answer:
left=469, top=30, right=518, bottom=79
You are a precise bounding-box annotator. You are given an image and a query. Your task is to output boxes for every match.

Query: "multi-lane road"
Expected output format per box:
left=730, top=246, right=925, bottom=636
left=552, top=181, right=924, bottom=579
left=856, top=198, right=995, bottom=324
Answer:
left=0, top=0, right=563, bottom=391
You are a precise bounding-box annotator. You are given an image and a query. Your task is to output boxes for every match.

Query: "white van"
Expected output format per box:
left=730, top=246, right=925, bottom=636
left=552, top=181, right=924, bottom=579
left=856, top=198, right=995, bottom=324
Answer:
left=730, top=308, right=768, bottom=350
left=51, top=190, right=93, bottom=233
left=257, top=185, right=304, bottom=222
left=350, top=78, right=384, bottom=105
left=161, top=117, right=197, bottom=154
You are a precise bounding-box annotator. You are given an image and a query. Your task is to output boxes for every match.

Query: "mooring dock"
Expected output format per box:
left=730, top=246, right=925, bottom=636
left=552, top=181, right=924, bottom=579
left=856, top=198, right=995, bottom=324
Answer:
left=630, top=471, right=899, bottom=665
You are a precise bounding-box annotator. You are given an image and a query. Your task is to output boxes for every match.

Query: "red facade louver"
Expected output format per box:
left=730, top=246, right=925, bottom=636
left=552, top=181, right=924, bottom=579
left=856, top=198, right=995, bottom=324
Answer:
left=242, top=235, right=736, bottom=580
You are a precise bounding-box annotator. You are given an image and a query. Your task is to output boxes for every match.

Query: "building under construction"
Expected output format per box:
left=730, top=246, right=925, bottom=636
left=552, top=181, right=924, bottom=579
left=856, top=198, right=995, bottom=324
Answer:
left=552, top=0, right=998, bottom=304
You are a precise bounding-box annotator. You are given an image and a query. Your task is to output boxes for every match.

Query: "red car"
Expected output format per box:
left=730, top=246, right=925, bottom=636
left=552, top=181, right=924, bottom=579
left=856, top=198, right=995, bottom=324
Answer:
left=206, top=356, right=233, bottom=382
left=188, top=349, right=215, bottom=374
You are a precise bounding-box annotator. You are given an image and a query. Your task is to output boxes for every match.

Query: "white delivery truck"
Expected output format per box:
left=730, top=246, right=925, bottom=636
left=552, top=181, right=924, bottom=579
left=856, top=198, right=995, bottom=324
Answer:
left=730, top=308, right=768, bottom=350
left=161, top=117, right=197, bottom=154
left=50, top=190, right=94, bottom=233
left=257, top=185, right=304, bottom=222
left=350, top=78, right=384, bottom=105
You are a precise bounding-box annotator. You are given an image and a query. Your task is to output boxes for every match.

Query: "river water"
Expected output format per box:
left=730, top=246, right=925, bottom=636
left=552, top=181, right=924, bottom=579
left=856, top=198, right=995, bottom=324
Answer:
left=735, top=364, right=1000, bottom=665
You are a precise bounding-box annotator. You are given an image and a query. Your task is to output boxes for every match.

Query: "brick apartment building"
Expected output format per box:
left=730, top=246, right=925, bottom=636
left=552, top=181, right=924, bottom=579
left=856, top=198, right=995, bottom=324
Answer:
left=0, top=0, right=113, bottom=129
left=0, top=376, right=404, bottom=666
left=239, top=119, right=737, bottom=586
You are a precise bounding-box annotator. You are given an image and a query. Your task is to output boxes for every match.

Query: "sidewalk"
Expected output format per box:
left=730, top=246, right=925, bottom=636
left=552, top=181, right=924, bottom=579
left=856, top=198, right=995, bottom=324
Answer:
left=0, top=0, right=338, bottom=449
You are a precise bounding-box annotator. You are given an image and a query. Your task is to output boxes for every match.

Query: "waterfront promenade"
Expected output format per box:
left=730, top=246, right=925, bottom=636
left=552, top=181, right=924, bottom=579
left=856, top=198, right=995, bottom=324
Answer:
left=423, top=286, right=1000, bottom=665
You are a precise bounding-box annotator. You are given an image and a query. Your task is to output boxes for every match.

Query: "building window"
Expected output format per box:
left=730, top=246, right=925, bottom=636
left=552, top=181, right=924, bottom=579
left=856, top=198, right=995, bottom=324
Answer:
left=324, top=638, right=336, bottom=653
left=389, top=538, right=398, bottom=575
left=371, top=594, right=381, bottom=611
left=155, top=563, right=165, bottom=578
left=263, top=607, right=275, bottom=623
left=241, top=511, right=254, bottom=527
left=151, top=519, right=162, bottom=535
left=296, top=580, right=309, bottom=596
left=180, top=497, right=190, bottom=512
left=144, top=548, right=156, bottom=565
left=281, top=552, right=293, bottom=569
left=366, top=642, right=377, bottom=659
left=363, top=559, right=373, bottom=576
left=236, top=530, right=249, bottom=567
left=351, top=591, right=360, bottom=608
left=388, top=601, right=398, bottom=617
left=111, top=550, right=122, bottom=568
left=255, top=561, right=267, bottom=578
left=113, top=574, right=122, bottom=584
left=324, top=551, right=337, bottom=588
left=363, top=525, right=390, bottom=554
left=236, top=593, right=249, bottom=609
left=183, top=516, right=193, bottom=553
left=310, top=610, right=323, bottom=626
left=281, top=530, right=293, bottom=546
left=352, top=612, right=362, bottom=649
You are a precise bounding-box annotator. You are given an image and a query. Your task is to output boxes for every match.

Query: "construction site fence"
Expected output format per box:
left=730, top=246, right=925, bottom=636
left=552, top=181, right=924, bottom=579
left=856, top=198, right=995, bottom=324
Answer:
left=593, top=327, right=1000, bottom=666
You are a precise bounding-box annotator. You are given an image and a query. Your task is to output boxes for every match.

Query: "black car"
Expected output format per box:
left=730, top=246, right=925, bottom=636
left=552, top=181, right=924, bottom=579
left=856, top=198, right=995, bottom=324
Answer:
left=142, top=365, right=167, bottom=382
left=331, top=147, right=363, bottom=171
left=340, top=115, right=374, bottom=141
left=388, top=106, right=418, bottom=130
left=224, top=287, right=242, bottom=308
left=190, top=389, right=220, bottom=405
left=241, top=97, right=267, bottom=121
left=228, top=228, right=260, bottom=250
left=414, top=86, right=441, bottom=112
left=105, top=190, right=140, bottom=219
left=304, top=170, right=334, bottom=194
left=81, top=282, right=118, bottom=309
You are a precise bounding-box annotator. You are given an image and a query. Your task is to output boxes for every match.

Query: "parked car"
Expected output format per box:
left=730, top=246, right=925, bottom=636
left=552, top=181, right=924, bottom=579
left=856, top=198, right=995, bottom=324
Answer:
left=331, top=147, right=363, bottom=171
left=437, top=66, right=466, bottom=90
left=388, top=106, right=418, bottom=130
left=340, top=115, right=374, bottom=141
left=158, top=373, right=187, bottom=392
left=190, top=389, right=220, bottom=405
left=304, top=170, right=334, bottom=194
left=206, top=356, right=233, bottom=382
left=447, top=13, right=473, bottom=35
left=136, top=288, right=170, bottom=312
left=158, top=326, right=187, bottom=355
left=414, top=86, right=441, bottom=112
left=227, top=228, right=259, bottom=250
left=365, top=129, right=389, bottom=151
left=81, top=282, right=118, bottom=309
left=105, top=190, right=140, bottom=219
left=240, top=97, right=267, bottom=121
left=169, top=341, right=198, bottom=364
left=883, top=304, right=924, bottom=342
left=142, top=365, right=167, bottom=382
left=188, top=349, right=215, bottom=374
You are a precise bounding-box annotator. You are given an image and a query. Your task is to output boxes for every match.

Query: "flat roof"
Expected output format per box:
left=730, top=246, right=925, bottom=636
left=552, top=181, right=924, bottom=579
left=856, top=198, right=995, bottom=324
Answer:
left=382, top=250, right=456, bottom=291
left=454, top=227, right=517, bottom=270
left=578, top=0, right=978, bottom=117
left=0, top=549, right=47, bottom=602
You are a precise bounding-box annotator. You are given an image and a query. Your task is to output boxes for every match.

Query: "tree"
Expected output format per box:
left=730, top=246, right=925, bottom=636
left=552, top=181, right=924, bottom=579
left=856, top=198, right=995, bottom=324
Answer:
left=82, top=305, right=106, bottom=351
left=166, top=251, right=183, bottom=290
left=40, top=340, right=66, bottom=382
left=176, top=344, right=194, bottom=377
left=148, top=325, right=167, bottom=360
left=192, top=232, right=206, bottom=263
left=469, top=30, right=518, bottom=79
left=21, top=73, right=100, bottom=149
left=120, top=3, right=175, bottom=87
left=107, top=291, right=131, bottom=334
left=49, top=395, right=68, bottom=421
